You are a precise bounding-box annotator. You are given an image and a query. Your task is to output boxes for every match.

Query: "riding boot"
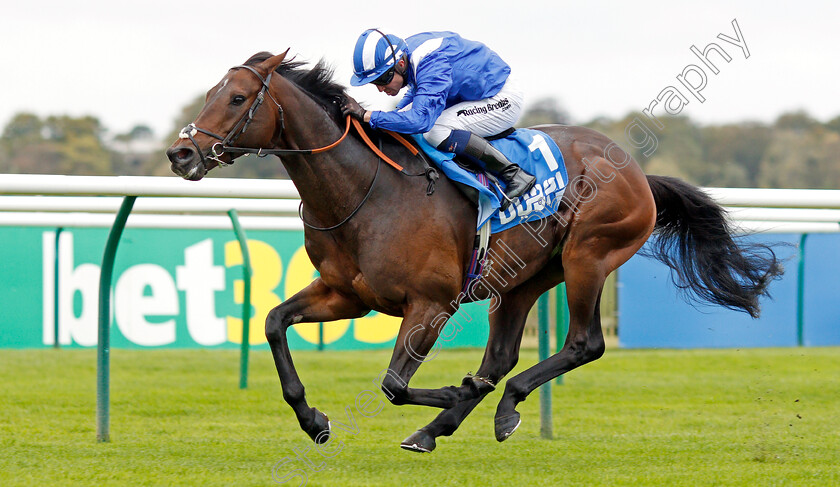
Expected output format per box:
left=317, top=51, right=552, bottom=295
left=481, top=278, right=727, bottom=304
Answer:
left=462, top=134, right=536, bottom=211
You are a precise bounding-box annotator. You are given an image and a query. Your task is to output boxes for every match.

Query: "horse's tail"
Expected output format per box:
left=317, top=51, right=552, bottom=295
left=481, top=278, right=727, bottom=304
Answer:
left=642, top=175, right=784, bottom=318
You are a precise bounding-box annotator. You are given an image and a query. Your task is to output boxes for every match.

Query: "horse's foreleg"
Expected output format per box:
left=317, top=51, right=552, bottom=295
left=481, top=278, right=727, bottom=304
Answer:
left=265, top=278, right=369, bottom=443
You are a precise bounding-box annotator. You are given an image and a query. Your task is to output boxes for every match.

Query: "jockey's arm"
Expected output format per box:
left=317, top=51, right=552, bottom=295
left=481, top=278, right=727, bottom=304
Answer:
left=369, top=54, right=453, bottom=134
left=369, top=92, right=446, bottom=134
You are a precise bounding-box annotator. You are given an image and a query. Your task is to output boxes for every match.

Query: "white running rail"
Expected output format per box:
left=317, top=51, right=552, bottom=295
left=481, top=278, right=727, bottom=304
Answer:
left=0, top=175, right=838, bottom=233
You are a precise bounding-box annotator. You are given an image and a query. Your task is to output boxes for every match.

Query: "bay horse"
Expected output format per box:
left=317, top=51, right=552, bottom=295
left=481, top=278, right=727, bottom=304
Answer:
left=166, top=50, right=781, bottom=452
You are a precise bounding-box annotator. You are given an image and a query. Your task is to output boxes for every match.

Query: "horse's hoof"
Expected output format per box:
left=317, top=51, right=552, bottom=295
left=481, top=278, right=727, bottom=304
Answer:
left=400, top=429, right=436, bottom=453
left=305, top=408, right=331, bottom=444
left=494, top=412, right=521, bottom=442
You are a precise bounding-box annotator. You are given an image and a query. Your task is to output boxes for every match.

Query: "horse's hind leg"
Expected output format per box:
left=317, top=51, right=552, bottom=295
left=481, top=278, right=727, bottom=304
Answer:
left=401, top=262, right=563, bottom=453
left=265, top=278, right=369, bottom=444
left=491, top=152, right=657, bottom=441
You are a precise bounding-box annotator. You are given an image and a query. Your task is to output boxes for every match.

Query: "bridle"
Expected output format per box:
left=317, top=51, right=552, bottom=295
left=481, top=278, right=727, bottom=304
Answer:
left=178, top=64, right=351, bottom=167
left=177, top=61, right=437, bottom=231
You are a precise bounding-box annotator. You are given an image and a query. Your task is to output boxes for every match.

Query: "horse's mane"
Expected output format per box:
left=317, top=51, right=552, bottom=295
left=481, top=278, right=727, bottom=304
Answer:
left=244, top=51, right=346, bottom=117
left=242, top=51, right=418, bottom=165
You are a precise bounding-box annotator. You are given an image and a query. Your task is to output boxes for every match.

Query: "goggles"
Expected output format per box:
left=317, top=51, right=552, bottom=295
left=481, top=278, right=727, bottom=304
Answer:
left=370, top=66, right=396, bottom=86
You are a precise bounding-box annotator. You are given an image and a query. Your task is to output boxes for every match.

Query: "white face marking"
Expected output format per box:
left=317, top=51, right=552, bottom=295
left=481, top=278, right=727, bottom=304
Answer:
left=222, top=78, right=229, bottom=88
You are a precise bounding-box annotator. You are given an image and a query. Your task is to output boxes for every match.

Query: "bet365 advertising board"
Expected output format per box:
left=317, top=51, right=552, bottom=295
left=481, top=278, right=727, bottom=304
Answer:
left=0, top=226, right=489, bottom=350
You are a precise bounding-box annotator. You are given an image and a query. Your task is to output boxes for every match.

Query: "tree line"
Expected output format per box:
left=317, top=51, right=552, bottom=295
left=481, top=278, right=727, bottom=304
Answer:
left=3, top=96, right=839, bottom=189
left=520, top=97, right=840, bottom=189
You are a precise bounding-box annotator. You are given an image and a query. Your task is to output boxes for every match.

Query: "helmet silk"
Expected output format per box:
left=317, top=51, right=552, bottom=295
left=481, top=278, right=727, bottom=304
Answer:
left=351, top=29, right=407, bottom=86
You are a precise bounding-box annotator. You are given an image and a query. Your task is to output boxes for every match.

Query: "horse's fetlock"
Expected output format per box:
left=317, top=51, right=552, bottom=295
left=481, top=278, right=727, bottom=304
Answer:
left=462, top=375, right=496, bottom=398
left=504, top=379, right=528, bottom=403
left=283, top=384, right=305, bottom=405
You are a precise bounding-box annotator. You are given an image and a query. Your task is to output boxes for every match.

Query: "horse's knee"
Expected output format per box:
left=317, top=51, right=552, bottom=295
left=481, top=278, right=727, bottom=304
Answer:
left=379, top=372, right=409, bottom=406
left=265, top=304, right=291, bottom=342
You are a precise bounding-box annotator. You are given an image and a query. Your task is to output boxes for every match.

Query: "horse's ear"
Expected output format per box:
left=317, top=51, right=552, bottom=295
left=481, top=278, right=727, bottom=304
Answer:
left=259, top=48, right=291, bottom=75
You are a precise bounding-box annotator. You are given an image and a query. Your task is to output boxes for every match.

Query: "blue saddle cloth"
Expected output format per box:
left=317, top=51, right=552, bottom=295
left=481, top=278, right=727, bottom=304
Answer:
left=413, top=129, right=568, bottom=233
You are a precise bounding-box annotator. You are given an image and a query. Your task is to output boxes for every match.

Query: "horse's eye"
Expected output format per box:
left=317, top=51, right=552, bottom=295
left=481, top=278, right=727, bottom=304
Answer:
left=232, top=95, right=247, bottom=106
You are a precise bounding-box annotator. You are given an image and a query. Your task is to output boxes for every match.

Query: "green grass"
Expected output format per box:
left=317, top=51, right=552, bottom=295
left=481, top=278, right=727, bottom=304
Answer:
left=1, top=346, right=839, bottom=486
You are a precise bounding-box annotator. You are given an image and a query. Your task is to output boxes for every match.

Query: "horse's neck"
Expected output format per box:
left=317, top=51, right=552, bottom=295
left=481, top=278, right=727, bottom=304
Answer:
left=274, top=80, right=379, bottom=225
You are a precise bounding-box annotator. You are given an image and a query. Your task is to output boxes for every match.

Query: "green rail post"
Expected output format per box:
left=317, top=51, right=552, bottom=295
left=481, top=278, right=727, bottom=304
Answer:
left=227, top=210, right=253, bottom=389
left=537, top=292, right=553, bottom=439
left=317, top=322, right=325, bottom=351
left=555, top=284, right=569, bottom=385
left=97, top=196, right=136, bottom=443
left=54, top=227, right=63, bottom=349
left=796, top=233, right=808, bottom=347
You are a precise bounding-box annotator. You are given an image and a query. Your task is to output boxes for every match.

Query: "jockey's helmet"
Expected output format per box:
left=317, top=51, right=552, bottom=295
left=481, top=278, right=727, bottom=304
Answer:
left=350, top=29, right=407, bottom=87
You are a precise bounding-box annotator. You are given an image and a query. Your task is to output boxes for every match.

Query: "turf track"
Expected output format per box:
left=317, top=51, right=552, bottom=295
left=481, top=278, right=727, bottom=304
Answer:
left=2, top=347, right=839, bottom=486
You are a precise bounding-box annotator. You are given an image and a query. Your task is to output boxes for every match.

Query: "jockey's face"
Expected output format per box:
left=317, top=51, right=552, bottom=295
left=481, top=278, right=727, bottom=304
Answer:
left=377, top=72, right=403, bottom=96
left=376, top=59, right=407, bottom=96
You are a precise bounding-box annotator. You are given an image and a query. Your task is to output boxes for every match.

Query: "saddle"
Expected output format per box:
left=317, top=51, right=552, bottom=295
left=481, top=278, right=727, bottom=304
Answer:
left=357, top=123, right=567, bottom=235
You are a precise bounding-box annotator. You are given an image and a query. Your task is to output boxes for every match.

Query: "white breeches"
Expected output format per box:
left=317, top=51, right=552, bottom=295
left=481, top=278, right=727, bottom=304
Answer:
left=421, top=74, right=525, bottom=147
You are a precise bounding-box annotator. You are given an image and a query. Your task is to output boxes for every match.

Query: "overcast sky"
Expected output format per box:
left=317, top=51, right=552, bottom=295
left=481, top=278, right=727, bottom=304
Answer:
left=1, top=0, right=837, bottom=140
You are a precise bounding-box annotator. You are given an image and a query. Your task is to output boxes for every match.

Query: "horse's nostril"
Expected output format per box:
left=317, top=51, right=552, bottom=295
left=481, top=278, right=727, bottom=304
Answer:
left=166, top=146, right=195, bottom=164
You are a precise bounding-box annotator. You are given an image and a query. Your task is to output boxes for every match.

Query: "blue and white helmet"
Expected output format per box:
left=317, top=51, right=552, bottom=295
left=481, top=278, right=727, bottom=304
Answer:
left=350, top=29, right=407, bottom=86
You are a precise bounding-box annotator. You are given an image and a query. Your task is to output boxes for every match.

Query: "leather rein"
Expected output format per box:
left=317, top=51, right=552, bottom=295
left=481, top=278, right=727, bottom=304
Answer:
left=178, top=63, right=437, bottom=231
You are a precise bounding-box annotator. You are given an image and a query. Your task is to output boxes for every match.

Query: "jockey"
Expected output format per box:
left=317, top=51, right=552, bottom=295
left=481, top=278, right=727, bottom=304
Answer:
left=341, top=29, right=536, bottom=210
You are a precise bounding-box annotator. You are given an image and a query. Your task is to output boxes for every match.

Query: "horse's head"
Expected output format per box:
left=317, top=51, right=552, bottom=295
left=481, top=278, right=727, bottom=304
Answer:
left=166, top=50, right=289, bottom=180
